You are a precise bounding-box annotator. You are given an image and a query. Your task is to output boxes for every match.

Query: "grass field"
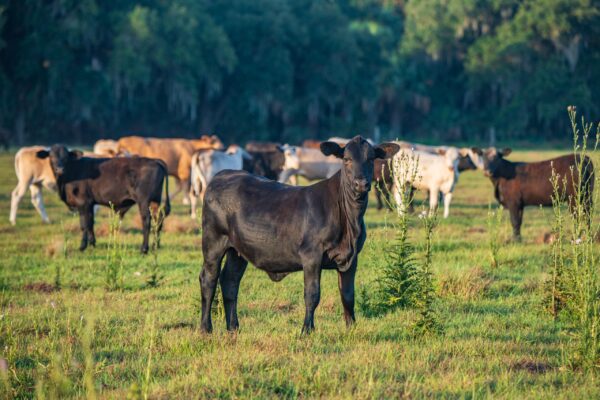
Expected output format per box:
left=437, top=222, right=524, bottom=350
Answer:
left=1, top=149, right=599, bottom=399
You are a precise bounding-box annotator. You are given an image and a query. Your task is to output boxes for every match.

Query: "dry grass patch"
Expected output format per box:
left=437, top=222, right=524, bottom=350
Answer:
left=438, top=267, right=493, bottom=300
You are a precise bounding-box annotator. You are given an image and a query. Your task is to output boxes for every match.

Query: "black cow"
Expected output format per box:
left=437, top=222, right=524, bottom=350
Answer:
left=243, top=142, right=285, bottom=180
left=199, top=136, right=399, bottom=333
left=473, top=147, right=594, bottom=240
left=37, top=145, right=171, bottom=253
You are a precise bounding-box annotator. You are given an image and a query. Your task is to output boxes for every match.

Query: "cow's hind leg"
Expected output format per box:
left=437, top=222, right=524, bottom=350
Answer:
left=220, top=249, right=248, bottom=331
left=138, top=201, right=153, bottom=254
left=301, top=263, right=322, bottom=334
left=338, top=262, right=357, bottom=327
left=148, top=201, right=164, bottom=248
left=30, top=183, right=50, bottom=223
left=9, top=180, right=28, bottom=225
left=200, top=235, right=228, bottom=333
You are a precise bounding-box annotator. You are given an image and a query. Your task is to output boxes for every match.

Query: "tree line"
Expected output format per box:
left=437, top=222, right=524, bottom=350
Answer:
left=0, top=0, right=598, bottom=146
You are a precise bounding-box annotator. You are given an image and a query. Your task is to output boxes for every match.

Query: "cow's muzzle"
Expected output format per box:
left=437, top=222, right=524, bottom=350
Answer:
left=353, top=178, right=370, bottom=193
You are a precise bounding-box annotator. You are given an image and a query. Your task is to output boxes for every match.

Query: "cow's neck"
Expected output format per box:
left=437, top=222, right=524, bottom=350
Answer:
left=327, top=171, right=367, bottom=271
left=492, top=159, right=517, bottom=180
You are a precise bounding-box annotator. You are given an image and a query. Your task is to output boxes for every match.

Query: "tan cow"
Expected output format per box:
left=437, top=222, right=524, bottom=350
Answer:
left=93, top=139, right=120, bottom=156
left=115, top=135, right=224, bottom=203
left=10, top=146, right=57, bottom=225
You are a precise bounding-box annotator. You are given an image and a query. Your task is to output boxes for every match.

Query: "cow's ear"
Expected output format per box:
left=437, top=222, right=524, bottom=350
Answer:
left=471, top=147, right=483, bottom=155
left=320, top=141, right=344, bottom=158
left=500, top=148, right=512, bottom=157
left=374, top=142, right=400, bottom=159
left=36, top=150, right=50, bottom=159
left=69, top=150, right=84, bottom=159
left=436, top=148, right=447, bottom=156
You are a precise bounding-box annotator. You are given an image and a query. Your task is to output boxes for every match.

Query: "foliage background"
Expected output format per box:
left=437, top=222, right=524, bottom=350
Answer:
left=0, top=0, right=598, bottom=145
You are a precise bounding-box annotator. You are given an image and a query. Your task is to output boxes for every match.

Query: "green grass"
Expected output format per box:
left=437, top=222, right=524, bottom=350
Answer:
left=1, top=149, right=599, bottom=398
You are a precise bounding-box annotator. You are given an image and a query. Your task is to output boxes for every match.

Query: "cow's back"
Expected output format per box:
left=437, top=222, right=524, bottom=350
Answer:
left=517, top=154, right=592, bottom=206
left=298, top=148, right=341, bottom=179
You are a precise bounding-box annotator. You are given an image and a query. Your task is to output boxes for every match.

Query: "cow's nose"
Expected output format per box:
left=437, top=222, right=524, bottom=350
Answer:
left=353, top=178, right=370, bottom=192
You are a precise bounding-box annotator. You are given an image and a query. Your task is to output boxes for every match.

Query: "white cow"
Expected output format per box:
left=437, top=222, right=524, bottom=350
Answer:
left=189, top=145, right=250, bottom=219
left=392, top=146, right=470, bottom=218
left=278, top=145, right=342, bottom=185
left=10, top=146, right=57, bottom=225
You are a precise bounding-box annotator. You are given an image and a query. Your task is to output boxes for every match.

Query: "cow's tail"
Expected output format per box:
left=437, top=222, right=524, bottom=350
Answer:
left=158, top=160, right=171, bottom=217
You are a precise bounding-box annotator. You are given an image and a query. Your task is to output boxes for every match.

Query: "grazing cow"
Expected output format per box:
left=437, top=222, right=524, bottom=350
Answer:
left=199, top=136, right=399, bottom=333
left=244, top=142, right=285, bottom=180
left=93, top=139, right=120, bottom=157
left=116, top=135, right=224, bottom=203
left=189, top=145, right=251, bottom=219
left=37, top=145, right=171, bottom=253
left=473, top=147, right=595, bottom=240
left=10, top=146, right=57, bottom=225
left=278, top=145, right=342, bottom=184
left=392, top=147, right=469, bottom=218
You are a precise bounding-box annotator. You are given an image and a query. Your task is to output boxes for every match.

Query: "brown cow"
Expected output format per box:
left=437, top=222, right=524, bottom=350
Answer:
left=116, top=135, right=224, bottom=203
left=474, top=147, right=595, bottom=240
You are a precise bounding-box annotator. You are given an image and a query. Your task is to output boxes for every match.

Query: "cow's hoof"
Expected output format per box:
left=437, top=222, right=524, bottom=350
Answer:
left=9, top=220, right=16, bottom=226
left=140, top=246, right=149, bottom=254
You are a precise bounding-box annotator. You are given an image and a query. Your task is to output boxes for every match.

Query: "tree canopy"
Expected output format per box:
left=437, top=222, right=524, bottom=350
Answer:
left=0, top=0, right=598, bottom=145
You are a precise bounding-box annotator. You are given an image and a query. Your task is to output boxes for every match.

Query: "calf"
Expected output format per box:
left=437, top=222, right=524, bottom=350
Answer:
left=199, top=136, right=399, bottom=333
left=473, top=147, right=594, bottom=240
left=37, top=145, right=171, bottom=253
left=392, top=147, right=469, bottom=218
left=278, top=145, right=342, bottom=184
left=189, top=145, right=251, bottom=219
left=10, top=146, right=57, bottom=225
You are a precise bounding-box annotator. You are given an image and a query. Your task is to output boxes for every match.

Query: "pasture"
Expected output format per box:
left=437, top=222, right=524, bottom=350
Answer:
left=1, top=149, right=599, bottom=399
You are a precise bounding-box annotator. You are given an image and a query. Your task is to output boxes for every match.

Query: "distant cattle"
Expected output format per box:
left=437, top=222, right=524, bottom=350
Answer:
left=473, top=148, right=594, bottom=240
left=279, top=145, right=342, bottom=184
left=37, top=145, right=171, bottom=253
left=392, top=147, right=470, bottom=218
left=189, top=145, right=250, bottom=219
left=116, top=135, right=224, bottom=203
left=302, top=139, right=322, bottom=149
left=10, top=146, right=57, bottom=225
left=243, top=142, right=285, bottom=180
left=396, top=141, right=482, bottom=172
left=93, top=139, right=120, bottom=157
left=199, top=136, right=399, bottom=333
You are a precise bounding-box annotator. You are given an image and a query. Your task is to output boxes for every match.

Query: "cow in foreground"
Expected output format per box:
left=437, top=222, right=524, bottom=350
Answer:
left=199, top=136, right=399, bottom=333
left=37, top=145, right=171, bottom=253
left=473, top=147, right=594, bottom=240
left=189, top=145, right=251, bottom=219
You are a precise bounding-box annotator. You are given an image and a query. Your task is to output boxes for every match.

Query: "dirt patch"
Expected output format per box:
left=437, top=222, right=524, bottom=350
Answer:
left=511, top=359, right=552, bottom=374
left=23, top=282, right=57, bottom=293
left=45, top=238, right=65, bottom=257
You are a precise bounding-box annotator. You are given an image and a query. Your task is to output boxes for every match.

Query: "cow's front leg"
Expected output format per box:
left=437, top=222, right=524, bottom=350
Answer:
left=302, top=264, right=322, bottom=334
left=509, top=205, right=523, bottom=241
left=78, top=205, right=95, bottom=251
left=338, top=261, right=357, bottom=327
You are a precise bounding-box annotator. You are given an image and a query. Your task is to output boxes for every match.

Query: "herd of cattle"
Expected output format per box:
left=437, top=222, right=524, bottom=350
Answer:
left=6, top=134, right=594, bottom=331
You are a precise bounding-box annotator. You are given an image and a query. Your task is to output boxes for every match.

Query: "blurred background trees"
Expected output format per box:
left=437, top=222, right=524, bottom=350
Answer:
left=0, top=0, right=598, bottom=146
